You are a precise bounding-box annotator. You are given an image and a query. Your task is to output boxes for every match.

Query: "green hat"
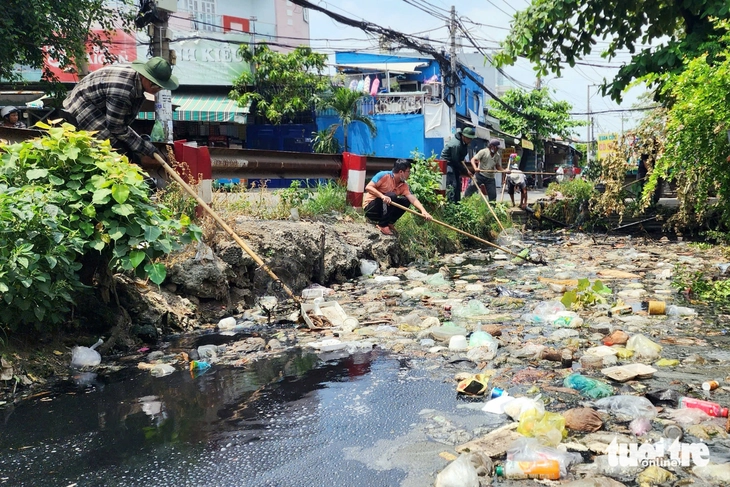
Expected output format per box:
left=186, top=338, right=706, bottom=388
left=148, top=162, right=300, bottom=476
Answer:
left=461, top=126, right=476, bottom=139
left=132, top=57, right=179, bottom=90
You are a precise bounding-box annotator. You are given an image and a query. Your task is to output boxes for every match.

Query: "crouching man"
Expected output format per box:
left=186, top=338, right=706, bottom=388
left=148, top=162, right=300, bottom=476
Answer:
left=363, top=158, right=432, bottom=236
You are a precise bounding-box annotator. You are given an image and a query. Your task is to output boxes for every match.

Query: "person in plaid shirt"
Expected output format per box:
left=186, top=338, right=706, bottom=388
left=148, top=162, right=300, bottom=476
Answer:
left=62, top=56, right=179, bottom=168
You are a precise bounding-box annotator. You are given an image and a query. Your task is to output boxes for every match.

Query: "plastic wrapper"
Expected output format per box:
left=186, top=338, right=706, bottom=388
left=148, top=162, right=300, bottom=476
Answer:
left=637, top=465, right=674, bottom=484
left=629, top=417, right=652, bottom=436
left=563, top=374, right=614, bottom=399
left=517, top=409, right=567, bottom=446
left=503, top=396, right=545, bottom=421
left=594, top=395, right=657, bottom=420
left=435, top=452, right=492, bottom=487
left=521, top=300, right=566, bottom=324
left=666, top=407, right=712, bottom=425
left=452, top=300, right=489, bottom=319
left=625, top=334, right=662, bottom=360
left=506, top=437, right=581, bottom=477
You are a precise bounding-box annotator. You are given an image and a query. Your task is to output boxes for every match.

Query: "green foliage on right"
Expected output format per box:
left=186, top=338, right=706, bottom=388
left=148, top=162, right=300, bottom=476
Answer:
left=672, top=265, right=730, bottom=307
left=495, top=1, right=730, bottom=102
left=655, top=47, right=730, bottom=232
left=0, top=124, right=201, bottom=331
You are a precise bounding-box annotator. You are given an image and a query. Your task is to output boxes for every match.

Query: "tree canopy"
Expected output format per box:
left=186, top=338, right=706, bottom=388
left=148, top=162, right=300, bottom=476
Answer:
left=230, top=45, right=330, bottom=125
left=1, top=0, right=134, bottom=83
left=488, top=88, right=583, bottom=152
left=494, top=0, right=730, bottom=101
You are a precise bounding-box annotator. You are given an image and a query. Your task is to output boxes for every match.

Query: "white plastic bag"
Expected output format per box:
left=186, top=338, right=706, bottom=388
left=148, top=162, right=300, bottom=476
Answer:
left=70, top=338, right=103, bottom=368
left=435, top=452, right=492, bottom=487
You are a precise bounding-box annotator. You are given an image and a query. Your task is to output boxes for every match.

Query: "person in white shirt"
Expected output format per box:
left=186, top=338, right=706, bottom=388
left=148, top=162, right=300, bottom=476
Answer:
left=507, top=155, right=527, bottom=209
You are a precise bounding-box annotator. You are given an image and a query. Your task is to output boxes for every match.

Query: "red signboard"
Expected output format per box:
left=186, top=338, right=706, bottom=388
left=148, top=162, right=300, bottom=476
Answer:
left=45, top=30, right=138, bottom=82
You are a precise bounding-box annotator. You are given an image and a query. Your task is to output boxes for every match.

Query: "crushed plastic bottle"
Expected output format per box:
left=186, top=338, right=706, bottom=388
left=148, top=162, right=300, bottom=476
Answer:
left=679, top=396, right=729, bottom=417
left=666, top=305, right=697, bottom=316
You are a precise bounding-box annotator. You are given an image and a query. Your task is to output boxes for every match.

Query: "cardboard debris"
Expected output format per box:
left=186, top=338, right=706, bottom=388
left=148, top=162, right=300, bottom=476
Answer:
left=601, top=363, right=657, bottom=382
left=456, top=422, right=520, bottom=458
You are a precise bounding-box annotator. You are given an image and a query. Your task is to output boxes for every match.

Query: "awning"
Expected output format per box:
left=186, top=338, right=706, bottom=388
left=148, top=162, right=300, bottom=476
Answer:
left=337, top=62, right=428, bottom=74
left=137, top=94, right=249, bottom=123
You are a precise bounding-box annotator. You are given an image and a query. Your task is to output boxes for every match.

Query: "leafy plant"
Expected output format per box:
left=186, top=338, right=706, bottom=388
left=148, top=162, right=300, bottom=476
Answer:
left=316, top=87, right=377, bottom=153
left=672, top=264, right=730, bottom=304
left=495, top=1, right=730, bottom=102
left=407, top=150, right=446, bottom=210
left=312, top=126, right=341, bottom=154
left=561, top=279, right=612, bottom=309
left=1, top=0, right=136, bottom=84
left=0, top=123, right=201, bottom=330
left=230, top=45, right=329, bottom=125
left=543, top=178, right=596, bottom=224
left=301, top=180, right=348, bottom=216
left=488, top=87, right=584, bottom=152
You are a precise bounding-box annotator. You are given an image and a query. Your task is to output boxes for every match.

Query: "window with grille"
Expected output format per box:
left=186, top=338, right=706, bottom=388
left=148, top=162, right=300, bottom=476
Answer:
left=185, top=0, right=218, bottom=31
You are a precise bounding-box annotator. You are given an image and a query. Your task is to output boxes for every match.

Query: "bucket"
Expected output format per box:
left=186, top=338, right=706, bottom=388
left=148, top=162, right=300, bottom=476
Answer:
left=647, top=300, right=666, bottom=315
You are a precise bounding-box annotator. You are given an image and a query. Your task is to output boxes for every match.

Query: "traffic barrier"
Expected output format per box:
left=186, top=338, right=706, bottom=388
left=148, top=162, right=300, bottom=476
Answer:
left=342, top=152, right=367, bottom=207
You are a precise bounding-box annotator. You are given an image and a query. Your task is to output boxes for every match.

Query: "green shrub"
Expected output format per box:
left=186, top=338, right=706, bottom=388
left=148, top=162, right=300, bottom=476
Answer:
left=301, top=180, right=348, bottom=216
left=543, top=178, right=596, bottom=224
left=408, top=150, right=446, bottom=210
left=0, top=123, right=202, bottom=330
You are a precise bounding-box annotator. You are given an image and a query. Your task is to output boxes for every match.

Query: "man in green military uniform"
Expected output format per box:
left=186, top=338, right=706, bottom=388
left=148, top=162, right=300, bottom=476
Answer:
left=440, top=126, right=476, bottom=203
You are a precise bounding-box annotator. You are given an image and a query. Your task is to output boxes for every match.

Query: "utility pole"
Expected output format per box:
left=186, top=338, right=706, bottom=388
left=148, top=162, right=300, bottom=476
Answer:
left=151, top=2, right=176, bottom=144
left=449, top=5, right=456, bottom=135
left=586, top=85, right=591, bottom=166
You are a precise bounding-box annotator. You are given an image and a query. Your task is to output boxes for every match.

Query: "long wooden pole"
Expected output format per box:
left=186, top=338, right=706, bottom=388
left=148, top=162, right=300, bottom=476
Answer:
left=388, top=201, right=531, bottom=262
left=479, top=169, right=555, bottom=176
left=462, top=161, right=505, bottom=232
left=152, top=153, right=299, bottom=303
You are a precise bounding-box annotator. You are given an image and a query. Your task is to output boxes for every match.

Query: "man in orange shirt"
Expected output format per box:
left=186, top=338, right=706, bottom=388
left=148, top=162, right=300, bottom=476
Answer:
left=363, top=159, right=432, bottom=235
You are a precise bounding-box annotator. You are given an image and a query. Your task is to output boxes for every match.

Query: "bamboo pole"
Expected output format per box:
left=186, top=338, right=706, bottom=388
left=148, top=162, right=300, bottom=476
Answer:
left=152, top=152, right=299, bottom=303
left=462, top=161, right=505, bottom=232
left=479, top=169, right=556, bottom=176
left=387, top=201, right=533, bottom=262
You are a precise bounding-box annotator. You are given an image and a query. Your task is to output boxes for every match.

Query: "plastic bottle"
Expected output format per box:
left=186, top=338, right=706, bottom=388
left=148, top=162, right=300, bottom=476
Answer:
left=496, top=459, right=560, bottom=480
left=666, top=305, right=696, bottom=316
left=703, top=380, right=720, bottom=391
left=679, top=397, right=728, bottom=417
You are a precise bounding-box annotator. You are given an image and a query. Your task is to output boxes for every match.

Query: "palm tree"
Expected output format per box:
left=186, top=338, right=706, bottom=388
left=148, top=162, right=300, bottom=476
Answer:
left=319, top=87, right=377, bottom=153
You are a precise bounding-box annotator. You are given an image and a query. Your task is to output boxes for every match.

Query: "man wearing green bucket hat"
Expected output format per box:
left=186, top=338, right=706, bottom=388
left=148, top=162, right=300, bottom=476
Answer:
left=62, top=56, right=179, bottom=170
left=440, top=126, right=476, bottom=203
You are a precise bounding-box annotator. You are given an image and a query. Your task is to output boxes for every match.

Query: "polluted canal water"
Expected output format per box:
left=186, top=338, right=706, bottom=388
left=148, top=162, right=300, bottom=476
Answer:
left=3, top=233, right=730, bottom=486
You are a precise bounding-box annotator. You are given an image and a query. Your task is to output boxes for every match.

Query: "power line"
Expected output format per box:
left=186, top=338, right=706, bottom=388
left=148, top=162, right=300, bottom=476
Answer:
left=570, top=106, right=661, bottom=115
left=289, top=0, right=532, bottom=118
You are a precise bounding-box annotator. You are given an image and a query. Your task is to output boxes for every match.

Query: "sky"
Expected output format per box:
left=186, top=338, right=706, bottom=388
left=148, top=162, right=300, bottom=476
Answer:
left=305, top=0, right=649, bottom=142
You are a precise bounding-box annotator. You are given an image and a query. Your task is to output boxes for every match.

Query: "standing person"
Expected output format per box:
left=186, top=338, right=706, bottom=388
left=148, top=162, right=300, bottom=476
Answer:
left=1, top=107, right=26, bottom=129
left=62, top=56, right=179, bottom=169
left=440, top=126, right=476, bottom=203
left=363, top=158, right=432, bottom=236
left=464, top=138, right=506, bottom=201
left=506, top=155, right=528, bottom=209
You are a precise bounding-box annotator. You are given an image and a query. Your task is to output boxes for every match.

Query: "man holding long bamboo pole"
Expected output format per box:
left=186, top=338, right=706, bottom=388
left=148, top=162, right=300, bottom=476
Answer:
left=363, top=159, right=432, bottom=236
left=465, top=138, right=507, bottom=201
